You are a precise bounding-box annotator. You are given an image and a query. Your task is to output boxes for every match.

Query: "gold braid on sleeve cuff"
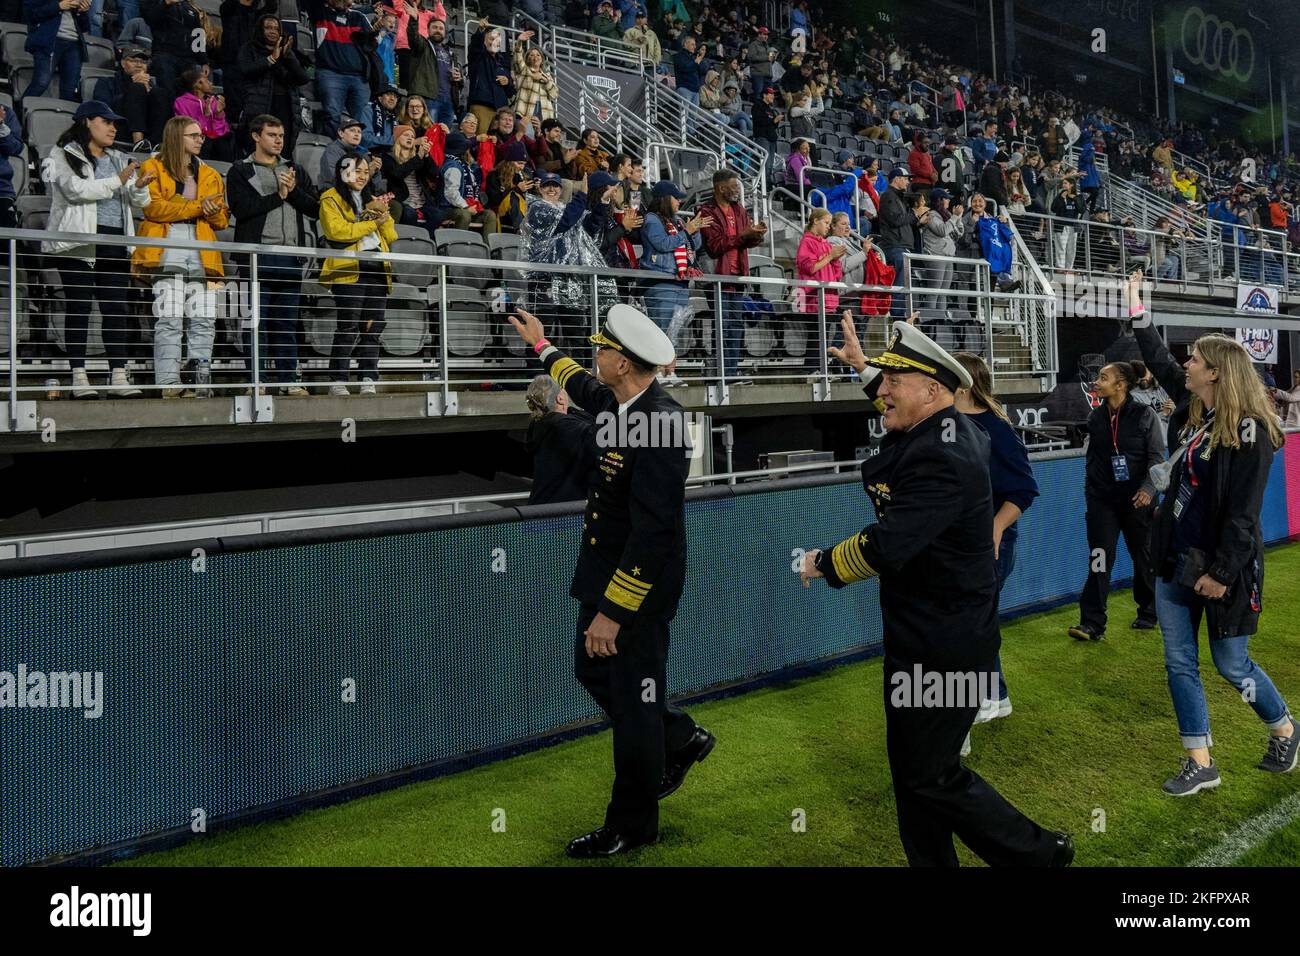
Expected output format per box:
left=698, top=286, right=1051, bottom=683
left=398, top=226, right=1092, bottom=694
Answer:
left=603, top=569, right=652, bottom=612
left=830, top=532, right=877, bottom=584
left=548, top=356, right=585, bottom=390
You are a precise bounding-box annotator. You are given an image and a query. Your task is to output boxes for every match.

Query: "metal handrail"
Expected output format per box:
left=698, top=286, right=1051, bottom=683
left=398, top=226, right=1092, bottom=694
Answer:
left=795, top=163, right=863, bottom=228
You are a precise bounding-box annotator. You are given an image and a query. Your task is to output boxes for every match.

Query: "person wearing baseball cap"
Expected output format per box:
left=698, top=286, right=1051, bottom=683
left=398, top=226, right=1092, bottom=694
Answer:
left=752, top=85, right=784, bottom=179
left=623, top=9, right=662, bottom=66
left=44, top=101, right=155, bottom=399
left=877, top=164, right=917, bottom=316
left=319, top=116, right=367, bottom=185
left=507, top=302, right=713, bottom=859
left=803, top=316, right=1075, bottom=867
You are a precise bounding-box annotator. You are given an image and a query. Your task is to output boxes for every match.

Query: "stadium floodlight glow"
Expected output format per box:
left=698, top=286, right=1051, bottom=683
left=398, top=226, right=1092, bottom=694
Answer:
left=1180, top=5, right=1255, bottom=85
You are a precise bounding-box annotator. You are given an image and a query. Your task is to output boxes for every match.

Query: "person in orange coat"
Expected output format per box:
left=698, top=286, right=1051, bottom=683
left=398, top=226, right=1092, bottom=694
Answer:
left=132, top=115, right=229, bottom=398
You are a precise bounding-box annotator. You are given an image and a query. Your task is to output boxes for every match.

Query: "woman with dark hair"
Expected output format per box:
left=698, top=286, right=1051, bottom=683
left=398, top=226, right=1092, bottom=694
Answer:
left=1068, top=358, right=1165, bottom=641
left=133, top=114, right=228, bottom=397
left=43, top=104, right=154, bottom=399
left=173, top=65, right=232, bottom=161
left=638, top=181, right=709, bottom=365
left=236, top=14, right=309, bottom=156
left=952, top=350, right=1039, bottom=751
left=1126, top=274, right=1296, bottom=793
left=318, top=154, right=398, bottom=396
left=567, top=128, right=610, bottom=178
left=524, top=373, right=595, bottom=505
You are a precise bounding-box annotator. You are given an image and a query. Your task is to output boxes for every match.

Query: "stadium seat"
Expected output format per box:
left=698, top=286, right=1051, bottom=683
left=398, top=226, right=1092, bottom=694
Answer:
left=85, top=36, right=115, bottom=71
left=294, top=142, right=325, bottom=177
left=15, top=195, right=50, bottom=220
left=435, top=229, right=492, bottom=290
left=80, top=74, right=113, bottom=106
left=22, top=97, right=78, bottom=120
left=297, top=132, right=332, bottom=148
left=435, top=284, right=491, bottom=357
left=1, top=31, right=31, bottom=74
left=486, top=232, right=520, bottom=260
left=379, top=283, right=430, bottom=357
left=390, top=226, right=436, bottom=288
left=300, top=281, right=337, bottom=358
left=8, top=156, right=27, bottom=199
left=206, top=160, right=232, bottom=178
left=25, top=109, right=76, bottom=150
left=818, top=131, right=839, bottom=148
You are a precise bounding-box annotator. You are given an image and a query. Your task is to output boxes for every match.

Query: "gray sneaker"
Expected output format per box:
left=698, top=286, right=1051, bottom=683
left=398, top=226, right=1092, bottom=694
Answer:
left=1259, top=731, right=1299, bottom=773
left=1162, top=757, right=1221, bottom=796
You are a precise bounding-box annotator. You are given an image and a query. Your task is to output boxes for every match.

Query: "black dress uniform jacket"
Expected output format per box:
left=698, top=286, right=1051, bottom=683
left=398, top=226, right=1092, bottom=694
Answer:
left=817, top=408, right=1000, bottom=668
left=541, top=349, right=690, bottom=625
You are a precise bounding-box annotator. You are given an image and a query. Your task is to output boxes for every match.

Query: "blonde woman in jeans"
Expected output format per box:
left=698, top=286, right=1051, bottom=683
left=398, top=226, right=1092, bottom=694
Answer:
left=1128, top=274, right=1296, bottom=794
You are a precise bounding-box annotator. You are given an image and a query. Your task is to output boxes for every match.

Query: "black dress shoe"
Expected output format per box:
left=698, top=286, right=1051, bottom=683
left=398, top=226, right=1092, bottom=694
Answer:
left=565, top=826, right=654, bottom=859
left=1067, top=624, right=1104, bottom=641
left=659, top=727, right=717, bottom=799
left=1049, top=831, right=1075, bottom=867
left=1131, top=617, right=1158, bottom=630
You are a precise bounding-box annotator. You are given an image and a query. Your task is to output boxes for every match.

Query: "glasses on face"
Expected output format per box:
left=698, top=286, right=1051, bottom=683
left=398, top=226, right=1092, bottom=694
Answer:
left=183, top=132, right=205, bottom=139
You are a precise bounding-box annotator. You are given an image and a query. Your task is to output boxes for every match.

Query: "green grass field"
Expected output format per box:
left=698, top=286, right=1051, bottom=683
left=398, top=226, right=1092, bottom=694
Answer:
left=123, top=543, right=1300, bottom=867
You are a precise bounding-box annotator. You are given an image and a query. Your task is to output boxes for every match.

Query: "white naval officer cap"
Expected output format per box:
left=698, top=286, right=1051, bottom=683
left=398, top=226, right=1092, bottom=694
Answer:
left=864, top=320, right=974, bottom=392
left=589, top=304, right=676, bottom=368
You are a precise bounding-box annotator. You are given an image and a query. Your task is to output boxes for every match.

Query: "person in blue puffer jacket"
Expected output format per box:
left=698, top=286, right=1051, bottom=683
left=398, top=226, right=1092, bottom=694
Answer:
left=1078, top=133, right=1102, bottom=211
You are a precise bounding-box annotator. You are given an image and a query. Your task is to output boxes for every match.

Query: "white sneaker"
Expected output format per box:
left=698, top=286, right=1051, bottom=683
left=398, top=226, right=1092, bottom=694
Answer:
left=71, top=368, right=98, bottom=399
left=359, top=378, right=377, bottom=395
left=329, top=383, right=350, bottom=396
left=280, top=385, right=310, bottom=397
left=974, top=697, right=1013, bottom=724
left=111, top=367, right=142, bottom=398
left=960, top=732, right=971, bottom=757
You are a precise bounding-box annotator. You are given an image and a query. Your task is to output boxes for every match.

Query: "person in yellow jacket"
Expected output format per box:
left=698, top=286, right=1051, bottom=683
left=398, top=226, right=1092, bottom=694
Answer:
left=133, top=116, right=229, bottom=398
left=1171, top=167, right=1200, bottom=204
left=319, top=153, right=398, bottom=396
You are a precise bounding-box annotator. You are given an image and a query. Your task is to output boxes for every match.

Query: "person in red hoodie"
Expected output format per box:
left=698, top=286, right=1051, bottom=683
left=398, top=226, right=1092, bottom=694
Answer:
left=908, top=133, right=937, bottom=192
left=699, top=168, right=768, bottom=385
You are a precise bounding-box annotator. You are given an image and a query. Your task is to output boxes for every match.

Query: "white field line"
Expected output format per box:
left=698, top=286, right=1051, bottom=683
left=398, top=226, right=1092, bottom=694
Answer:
left=1189, top=788, right=1300, bottom=867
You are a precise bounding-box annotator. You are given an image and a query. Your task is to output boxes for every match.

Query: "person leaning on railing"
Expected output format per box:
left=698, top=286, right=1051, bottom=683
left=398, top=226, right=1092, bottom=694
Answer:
left=318, top=153, right=398, bottom=397
left=226, top=114, right=320, bottom=397
left=43, top=102, right=154, bottom=400
left=132, top=115, right=229, bottom=399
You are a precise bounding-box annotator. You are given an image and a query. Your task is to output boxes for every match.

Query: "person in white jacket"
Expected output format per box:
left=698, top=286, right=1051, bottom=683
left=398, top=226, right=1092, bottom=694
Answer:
left=42, top=101, right=153, bottom=399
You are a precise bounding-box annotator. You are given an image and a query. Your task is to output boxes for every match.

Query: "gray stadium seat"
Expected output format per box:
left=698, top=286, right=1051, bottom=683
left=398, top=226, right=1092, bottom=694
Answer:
left=206, top=159, right=232, bottom=178
left=85, top=36, right=115, bottom=70
left=390, top=226, right=436, bottom=288
left=2, top=32, right=31, bottom=73
left=8, top=156, right=26, bottom=198
left=435, top=284, right=491, bottom=357
left=25, top=110, right=75, bottom=150
left=379, top=283, right=430, bottom=356
left=294, top=142, right=325, bottom=177
left=486, top=232, right=519, bottom=259
left=21, top=96, right=78, bottom=118
left=435, top=228, right=492, bottom=290
left=296, top=132, right=332, bottom=148
left=81, top=74, right=112, bottom=106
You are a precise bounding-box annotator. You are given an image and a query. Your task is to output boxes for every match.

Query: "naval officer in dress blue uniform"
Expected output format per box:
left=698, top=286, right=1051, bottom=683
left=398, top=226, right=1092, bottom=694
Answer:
left=509, top=304, right=715, bottom=858
left=802, top=319, right=1074, bottom=867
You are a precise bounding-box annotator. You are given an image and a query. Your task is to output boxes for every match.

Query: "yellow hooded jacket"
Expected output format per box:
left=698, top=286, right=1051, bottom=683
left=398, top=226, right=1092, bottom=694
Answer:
left=318, top=187, right=399, bottom=288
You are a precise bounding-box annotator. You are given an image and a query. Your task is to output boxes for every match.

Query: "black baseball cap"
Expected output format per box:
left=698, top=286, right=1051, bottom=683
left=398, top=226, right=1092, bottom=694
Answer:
left=73, top=101, right=126, bottom=123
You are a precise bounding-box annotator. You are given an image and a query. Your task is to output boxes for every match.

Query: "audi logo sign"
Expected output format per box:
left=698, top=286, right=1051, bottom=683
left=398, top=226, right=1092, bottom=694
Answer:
left=1180, top=5, right=1255, bottom=85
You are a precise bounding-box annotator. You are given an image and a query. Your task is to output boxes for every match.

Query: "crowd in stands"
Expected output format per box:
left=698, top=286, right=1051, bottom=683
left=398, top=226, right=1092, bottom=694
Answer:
left=2, top=0, right=1299, bottom=398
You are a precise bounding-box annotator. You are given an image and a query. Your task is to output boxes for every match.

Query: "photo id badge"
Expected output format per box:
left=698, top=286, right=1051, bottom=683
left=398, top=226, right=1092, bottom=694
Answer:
left=1111, top=454, right=1130, bottom=482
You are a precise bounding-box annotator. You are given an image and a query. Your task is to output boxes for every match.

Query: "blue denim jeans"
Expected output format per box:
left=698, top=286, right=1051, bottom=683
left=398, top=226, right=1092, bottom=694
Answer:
left=25, top=37, right=83, bottom=102
left=642, top=281, right=690, bottom=348
left=990, top=528, right=1017, bottom=702
left=428, top=96, right=458, bottom=127
left=316, top=70, right=373, bottom=139
left=1155, top=577, right=1291, bottom=749
left=718, top=290, right=747, bottom=380
left=728, top=112, right=753, bottom=136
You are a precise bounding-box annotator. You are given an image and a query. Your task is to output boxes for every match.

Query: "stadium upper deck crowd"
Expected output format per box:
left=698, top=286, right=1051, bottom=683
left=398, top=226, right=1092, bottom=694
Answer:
left=2, top=0, right=1298, bottom=397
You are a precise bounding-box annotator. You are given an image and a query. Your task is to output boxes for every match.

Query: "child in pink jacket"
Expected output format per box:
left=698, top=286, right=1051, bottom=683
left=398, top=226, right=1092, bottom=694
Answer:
left=173, top=66, right=232, bottom=161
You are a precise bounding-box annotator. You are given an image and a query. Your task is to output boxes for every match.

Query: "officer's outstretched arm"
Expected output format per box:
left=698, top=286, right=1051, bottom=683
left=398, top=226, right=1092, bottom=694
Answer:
left=598, top=439, right=686, bottom=624
left=816, top=441, right=965, bottom=588
left=511, top=308, right=619, bottom=416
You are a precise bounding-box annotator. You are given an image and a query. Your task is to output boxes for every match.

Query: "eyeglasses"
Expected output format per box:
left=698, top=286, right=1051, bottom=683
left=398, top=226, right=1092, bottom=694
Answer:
left=183, top=132, right=205, bottom=139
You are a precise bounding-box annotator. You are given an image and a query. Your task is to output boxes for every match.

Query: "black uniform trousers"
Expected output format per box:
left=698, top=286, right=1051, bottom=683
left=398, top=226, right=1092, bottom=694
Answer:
left=574, top=605, right=698, bottom=840
left=1079, top=494, right=1156, bottom=631
left=884, top=654, right=1058, bottom=866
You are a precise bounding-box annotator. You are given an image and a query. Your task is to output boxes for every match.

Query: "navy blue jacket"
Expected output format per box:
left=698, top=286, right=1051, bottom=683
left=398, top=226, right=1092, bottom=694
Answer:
left=967, top=409, right=1038, bottom=543
left=673, top=49, right=703, bottom=92
left=467, top=28, right=515, bottom=110
left=25, top=0, right=88, bottom=57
